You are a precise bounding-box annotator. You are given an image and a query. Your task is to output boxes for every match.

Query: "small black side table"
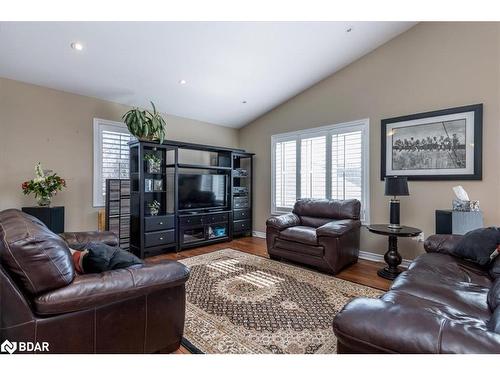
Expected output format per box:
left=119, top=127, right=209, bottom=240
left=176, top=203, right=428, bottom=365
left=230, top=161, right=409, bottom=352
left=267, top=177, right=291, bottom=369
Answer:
left=22, top=206, right=65, bottom=234
left=368, top=224, right=421, bottom=280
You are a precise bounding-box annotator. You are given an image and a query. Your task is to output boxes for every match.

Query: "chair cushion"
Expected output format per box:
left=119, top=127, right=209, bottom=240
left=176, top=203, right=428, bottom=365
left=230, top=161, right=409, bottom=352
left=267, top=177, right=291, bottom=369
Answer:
left=293, top=198, right=360, bottom=220
left=280, top=226, right=318, bottom=245
left=274, top=238, right=324, bottom=257
left=0, top=209, right=75, bottom=295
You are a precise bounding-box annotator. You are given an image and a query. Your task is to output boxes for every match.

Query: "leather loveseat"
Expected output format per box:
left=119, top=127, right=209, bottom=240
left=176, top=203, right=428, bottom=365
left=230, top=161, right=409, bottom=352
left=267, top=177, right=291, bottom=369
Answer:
left=0, top=209, right=190, bottom=353
left=333, top=234, right=500, bottom=353
left=266, top=199, right=361, bottom=274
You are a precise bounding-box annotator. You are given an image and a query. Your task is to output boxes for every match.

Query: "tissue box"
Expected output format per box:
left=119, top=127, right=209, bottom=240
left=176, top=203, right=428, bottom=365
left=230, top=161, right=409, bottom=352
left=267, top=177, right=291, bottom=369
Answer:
left=452, top=199, right=470, bottom=211
left=452, top=199, right=480, bottom=212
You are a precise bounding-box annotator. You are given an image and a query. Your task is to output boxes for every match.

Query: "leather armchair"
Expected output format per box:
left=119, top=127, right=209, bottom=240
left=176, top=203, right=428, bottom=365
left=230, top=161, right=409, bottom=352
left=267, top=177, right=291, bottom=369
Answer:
left=0, top=209, right=189, bottom=353
left=266, top=199, right=361, bottom=274
left=333, top=234, right=500, bottom=353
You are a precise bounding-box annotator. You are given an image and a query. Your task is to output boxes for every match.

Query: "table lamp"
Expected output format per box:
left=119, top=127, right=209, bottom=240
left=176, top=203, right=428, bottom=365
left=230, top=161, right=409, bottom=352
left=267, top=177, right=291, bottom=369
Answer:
left=385, top=176, right=409, bottom=229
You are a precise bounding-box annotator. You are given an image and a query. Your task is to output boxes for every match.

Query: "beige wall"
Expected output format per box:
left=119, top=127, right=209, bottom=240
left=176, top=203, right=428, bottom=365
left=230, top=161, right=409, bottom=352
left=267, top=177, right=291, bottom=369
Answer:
left=239, top=22, right=500, bottom=260
left=0, top=78, right=239, bottom=231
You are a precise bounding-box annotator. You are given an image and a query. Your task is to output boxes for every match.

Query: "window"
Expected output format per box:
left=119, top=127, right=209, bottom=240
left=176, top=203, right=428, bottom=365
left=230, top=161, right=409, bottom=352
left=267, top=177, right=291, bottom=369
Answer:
left=271, top=119, right=370, bottom=223
left=93, top=118, right=132, bottom=207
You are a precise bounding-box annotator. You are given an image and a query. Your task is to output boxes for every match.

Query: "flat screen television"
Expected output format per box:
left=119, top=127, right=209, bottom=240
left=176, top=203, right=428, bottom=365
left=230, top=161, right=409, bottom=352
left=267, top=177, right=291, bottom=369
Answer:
left=178, top=173, right=227, bottom=210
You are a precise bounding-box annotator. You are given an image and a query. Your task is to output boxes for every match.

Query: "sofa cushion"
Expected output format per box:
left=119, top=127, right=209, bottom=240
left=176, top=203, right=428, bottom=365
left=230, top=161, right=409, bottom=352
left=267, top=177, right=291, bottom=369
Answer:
left=0, top=209, right=75, bottom=295
left=280, top=226, right=318, bottom=245
left=390, top=254, right=492, bottom=322
left=34, top=261, right=189, bottom=315
left=292, top=198, right=360, bottom=220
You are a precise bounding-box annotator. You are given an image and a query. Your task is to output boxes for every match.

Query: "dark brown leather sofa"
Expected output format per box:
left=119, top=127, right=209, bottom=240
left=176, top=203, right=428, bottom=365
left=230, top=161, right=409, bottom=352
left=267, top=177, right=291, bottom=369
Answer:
left=266, top=199, right=361, bottom=274
left=333, top=234, right=500, bottom=353
left=0, top=209, right=190, bottom=353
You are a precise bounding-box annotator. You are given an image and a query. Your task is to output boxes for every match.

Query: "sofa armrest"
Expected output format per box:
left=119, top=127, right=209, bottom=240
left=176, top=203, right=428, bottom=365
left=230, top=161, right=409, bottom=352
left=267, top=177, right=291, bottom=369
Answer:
left=33, top=260, right=189, bottom=315
left=316, top=219, right=360, bottom=238
left=266, top=213, right=301, bottom=231
left=60, top=231, right=119, bottom=249
left=333, top=297, right=500, bottom=353
left=424, top=234, right=462, bottom=255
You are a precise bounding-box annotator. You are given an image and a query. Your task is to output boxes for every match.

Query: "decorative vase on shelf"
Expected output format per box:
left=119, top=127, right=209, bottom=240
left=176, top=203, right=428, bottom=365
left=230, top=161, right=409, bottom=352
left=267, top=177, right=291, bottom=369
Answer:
left=147, top=159, right=161, bottom=173
left=37, top=196, right=51, bottom=207
left=148, top=200, right=160, bottom=216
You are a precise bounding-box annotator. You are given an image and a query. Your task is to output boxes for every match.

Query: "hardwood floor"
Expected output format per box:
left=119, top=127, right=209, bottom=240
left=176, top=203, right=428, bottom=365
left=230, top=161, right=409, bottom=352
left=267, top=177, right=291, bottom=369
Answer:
left=147, top=236, right=393, bottom=354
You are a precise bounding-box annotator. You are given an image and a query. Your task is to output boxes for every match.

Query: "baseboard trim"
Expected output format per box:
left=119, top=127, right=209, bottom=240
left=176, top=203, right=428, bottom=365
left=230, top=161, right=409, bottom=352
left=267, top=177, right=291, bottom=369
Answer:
left=252, top=230, right=266, bottom=239
left=359, top=250, right=411, bottom=269
left=252, top=231, right=412, bottom=268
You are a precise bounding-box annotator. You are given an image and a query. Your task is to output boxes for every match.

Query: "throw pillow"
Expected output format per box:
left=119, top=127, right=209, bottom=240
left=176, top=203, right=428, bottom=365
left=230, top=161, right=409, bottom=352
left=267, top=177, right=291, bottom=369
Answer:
left=487, top=278, right=500, bottom=312
left=70, top=242, right=143, bottom=274
left=487, top=307, right=500, bottom=334
left=453, top=227, right=500, bottom=266
left=490, top=255, right=500, bottom=279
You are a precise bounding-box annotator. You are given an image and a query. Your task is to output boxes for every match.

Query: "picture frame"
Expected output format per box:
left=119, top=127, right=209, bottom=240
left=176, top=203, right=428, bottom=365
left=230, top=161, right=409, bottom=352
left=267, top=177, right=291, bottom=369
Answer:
left=381, top=104, right=482, bottom=181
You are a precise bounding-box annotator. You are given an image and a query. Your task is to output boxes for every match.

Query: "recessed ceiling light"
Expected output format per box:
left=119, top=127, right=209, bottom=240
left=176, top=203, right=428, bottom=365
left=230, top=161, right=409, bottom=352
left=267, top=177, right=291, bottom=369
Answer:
left=346, top=27, right=353, bottom=33
left=70, top=42, right=84, bottom=51
left=178, top=79, right=187, bottom=85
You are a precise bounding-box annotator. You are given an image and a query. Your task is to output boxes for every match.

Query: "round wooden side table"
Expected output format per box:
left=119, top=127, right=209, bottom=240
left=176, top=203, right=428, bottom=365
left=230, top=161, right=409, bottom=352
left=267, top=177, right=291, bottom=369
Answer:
left=367, top=224, right=422, bottom=280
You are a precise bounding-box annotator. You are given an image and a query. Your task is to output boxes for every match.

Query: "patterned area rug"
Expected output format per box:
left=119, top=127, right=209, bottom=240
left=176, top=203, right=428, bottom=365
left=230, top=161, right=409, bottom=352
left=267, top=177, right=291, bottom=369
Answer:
left=180, top=249, right=381, bottom=354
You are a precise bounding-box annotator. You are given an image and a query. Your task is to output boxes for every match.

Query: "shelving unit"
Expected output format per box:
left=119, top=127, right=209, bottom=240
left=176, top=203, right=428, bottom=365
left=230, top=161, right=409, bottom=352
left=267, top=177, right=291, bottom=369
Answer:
left=232, top=152, right=253, bottom=237
left=105, top=179, right=131, bottom=250
left=129, top=141, right=177, bottom=258
left=128, top=139, right=253, bottom=257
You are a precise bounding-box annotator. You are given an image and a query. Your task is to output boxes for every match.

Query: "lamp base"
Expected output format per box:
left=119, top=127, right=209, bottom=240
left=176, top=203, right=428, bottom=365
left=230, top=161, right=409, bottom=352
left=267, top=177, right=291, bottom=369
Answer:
left=388, top=199, right=401, bottom=229
left=387, top=223, right=402, bottom=230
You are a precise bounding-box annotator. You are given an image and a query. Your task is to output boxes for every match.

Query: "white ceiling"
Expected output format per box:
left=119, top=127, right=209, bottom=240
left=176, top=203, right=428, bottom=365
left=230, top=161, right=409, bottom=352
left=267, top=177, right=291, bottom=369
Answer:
left=0, top=22, right=416, bottom=128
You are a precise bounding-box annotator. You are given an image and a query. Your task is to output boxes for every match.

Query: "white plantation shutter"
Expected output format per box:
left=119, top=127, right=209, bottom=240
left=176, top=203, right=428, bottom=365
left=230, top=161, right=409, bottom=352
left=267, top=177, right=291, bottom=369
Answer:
left=301, top=135, right=326, bottom=199
left=93, top=119, right=132, bottom=207
left=272, top=120, right=369, bottom=222
left=274, top=140, right=297, bottom=209
left=331, top=131, right=362, bottom=201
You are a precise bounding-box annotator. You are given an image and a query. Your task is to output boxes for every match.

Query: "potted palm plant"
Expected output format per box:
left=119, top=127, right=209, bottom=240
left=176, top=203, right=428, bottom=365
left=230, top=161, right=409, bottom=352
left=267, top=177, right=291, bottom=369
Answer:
left=122, top=101, right=166, bottom=143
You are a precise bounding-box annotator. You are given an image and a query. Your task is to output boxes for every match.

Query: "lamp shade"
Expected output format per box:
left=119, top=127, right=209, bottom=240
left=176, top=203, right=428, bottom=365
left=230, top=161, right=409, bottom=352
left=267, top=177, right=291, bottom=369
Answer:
left=385, top=176, right=409, bottom=196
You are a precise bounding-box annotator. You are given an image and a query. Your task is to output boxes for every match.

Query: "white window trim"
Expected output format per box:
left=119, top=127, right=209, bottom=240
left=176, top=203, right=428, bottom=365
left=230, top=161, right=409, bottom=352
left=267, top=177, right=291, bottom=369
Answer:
left=271, top=118, right=370, bottom=224
left=92, top=118, right=130, bottom=207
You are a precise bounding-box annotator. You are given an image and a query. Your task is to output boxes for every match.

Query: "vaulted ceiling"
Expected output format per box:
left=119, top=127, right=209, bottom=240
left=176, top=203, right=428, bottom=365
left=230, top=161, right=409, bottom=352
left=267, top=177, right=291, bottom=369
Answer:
left=0, top=22, right=416, bottom=127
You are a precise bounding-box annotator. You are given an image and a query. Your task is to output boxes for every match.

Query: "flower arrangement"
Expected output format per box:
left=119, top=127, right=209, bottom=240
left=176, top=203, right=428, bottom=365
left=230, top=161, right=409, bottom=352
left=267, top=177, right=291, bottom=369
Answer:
left=22, top=163, right=66, bottom=206
left=148, top=200, right=160, bottom=216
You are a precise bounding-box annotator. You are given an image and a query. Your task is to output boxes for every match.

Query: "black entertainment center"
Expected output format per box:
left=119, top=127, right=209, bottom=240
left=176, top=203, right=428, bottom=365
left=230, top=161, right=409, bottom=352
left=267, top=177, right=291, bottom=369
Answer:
left=128, top=139, right=253, bottom=258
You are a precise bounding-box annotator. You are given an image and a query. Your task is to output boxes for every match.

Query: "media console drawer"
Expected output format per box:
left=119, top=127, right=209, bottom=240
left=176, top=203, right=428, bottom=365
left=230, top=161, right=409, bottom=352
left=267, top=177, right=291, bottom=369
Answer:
left=179, top=216, right=203, bottom=226
left=180, top=212, right=229, bottom=226
left=145, top=215, right=175, bottom=232
left=207, top=213, right=229, bottom=223
left=144, top=229, right=175, bottom=248
left=233, top=209, right=250, bottom=221
left=233, top=220, right=251, bottom=233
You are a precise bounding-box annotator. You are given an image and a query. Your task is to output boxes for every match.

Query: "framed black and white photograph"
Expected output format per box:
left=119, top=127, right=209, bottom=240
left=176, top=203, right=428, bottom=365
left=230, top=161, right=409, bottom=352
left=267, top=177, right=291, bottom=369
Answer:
left=381, top=104, right=482, bottom=180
